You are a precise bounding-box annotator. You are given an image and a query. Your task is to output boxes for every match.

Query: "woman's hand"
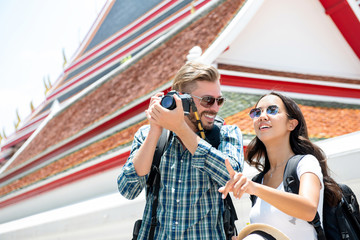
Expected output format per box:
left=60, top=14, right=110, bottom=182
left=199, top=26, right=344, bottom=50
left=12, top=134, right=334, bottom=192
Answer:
left=218, top=158, right=255, bottom=199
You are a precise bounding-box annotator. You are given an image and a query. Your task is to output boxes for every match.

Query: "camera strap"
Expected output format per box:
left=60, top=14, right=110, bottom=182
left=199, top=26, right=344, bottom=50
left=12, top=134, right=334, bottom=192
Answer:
left=190, top=100, right=205, bottom=139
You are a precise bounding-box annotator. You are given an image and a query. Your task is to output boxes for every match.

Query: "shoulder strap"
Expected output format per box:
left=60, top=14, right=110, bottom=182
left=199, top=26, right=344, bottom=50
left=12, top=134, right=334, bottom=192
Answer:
left=250, top=155, right=304, bottom=207
left=282, top=155, right=304, bottom=194
left=146, top=129, right=170, bottom=189
left=147, top=128, right=170, bottom=240
left=250, top=171, right=266, bottom=207
left=203, top=117, right=239, bottom=239
left=283, top=155, right=326, bottom=240
left=153, top=129, right=170, bottom=167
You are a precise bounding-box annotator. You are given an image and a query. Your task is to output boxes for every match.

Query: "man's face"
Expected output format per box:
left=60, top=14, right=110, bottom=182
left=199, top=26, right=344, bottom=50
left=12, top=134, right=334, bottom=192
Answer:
left=186, top=80, right=223, bottom=131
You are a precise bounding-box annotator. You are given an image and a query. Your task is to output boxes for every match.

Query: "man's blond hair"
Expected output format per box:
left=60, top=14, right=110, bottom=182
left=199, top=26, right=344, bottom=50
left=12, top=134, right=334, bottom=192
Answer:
left=172, top=62, right=220, bottom=93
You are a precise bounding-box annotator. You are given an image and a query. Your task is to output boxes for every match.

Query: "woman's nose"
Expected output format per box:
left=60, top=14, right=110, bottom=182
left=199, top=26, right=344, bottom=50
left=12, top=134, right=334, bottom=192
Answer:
left=258, top=110, right=269, bottom=121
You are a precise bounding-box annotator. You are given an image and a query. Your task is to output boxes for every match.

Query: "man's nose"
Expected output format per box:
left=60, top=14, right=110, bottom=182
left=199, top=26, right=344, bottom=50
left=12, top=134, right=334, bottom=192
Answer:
left=210, top=101, right=220, bottom=112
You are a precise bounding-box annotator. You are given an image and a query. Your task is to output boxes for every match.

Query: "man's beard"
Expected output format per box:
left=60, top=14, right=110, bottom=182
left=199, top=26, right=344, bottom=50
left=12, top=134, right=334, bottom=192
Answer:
left=187, top=111, right=217, bottom=131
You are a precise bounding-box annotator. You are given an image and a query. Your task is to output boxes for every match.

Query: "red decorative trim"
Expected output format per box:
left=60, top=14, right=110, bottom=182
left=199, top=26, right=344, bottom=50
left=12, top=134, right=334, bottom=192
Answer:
left=65, top=1, right=178, bottom=74
left=220, top=74, right=360, bottom=98
left=0, top=99, right=149, bottom=183
left=1, top=131, right=35, bottom=151
left=0, top=151, right=129, bottom=209
left=3, top=73, right=359, bottom=182
left=46, top=13, right=186, bottom=101
left=47, top=0, right=211, bottom=102
left=15, top=114, right=48, bottom=133
left=1, top=115, right=48, bottom=151
left=319, top=0, right=360, bottom=59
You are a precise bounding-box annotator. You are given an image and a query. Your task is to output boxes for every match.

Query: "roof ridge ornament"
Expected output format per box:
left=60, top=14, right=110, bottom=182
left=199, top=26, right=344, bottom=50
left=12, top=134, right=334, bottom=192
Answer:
left=186, top=46, right=202, bottom=62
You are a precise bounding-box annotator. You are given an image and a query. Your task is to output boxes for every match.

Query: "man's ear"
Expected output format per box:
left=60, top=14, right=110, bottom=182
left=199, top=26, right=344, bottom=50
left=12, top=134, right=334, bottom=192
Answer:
left=288, top=119, right=298, bottom=131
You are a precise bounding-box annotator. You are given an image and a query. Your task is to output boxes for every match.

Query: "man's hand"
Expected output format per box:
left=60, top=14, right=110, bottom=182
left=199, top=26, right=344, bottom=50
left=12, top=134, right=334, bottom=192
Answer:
left=145, top=92, right=164, bottom=137
left=147, top=93, right=200, bottom=154
left=148, top=94, right=187, bottom=134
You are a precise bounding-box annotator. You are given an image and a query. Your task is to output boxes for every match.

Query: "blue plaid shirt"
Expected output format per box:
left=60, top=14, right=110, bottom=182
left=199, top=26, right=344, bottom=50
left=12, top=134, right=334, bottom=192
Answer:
left=118, top=124, right=243, bottom=239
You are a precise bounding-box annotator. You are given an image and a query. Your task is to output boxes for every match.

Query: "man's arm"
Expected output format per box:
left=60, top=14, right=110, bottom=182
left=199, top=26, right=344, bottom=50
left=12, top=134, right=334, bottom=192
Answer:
left=118, top=93, right=164, bottom=199
left=192, top=125, right=244, bottom=186
left=133, top=93, right=164, bottom=176
left=132, top=126, right=161, bottom=176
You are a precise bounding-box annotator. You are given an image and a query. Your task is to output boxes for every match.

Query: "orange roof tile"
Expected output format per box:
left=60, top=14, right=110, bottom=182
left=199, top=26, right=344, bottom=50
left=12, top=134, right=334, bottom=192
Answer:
left=224, top=105, right=360, bottom=139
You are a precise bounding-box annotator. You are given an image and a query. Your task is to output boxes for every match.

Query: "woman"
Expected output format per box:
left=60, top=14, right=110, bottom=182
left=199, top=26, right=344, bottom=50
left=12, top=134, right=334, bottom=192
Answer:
left=219, top=92, right=342, bottom=240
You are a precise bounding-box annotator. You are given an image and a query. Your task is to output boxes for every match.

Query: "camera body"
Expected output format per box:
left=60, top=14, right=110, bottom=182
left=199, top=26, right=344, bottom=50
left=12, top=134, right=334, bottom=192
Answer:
left=160, top=90, right=192, bottom=115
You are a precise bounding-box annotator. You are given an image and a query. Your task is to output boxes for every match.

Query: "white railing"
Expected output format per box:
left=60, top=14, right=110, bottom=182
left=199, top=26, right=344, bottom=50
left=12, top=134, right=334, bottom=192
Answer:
left=0, top=132, right=359, bottom=239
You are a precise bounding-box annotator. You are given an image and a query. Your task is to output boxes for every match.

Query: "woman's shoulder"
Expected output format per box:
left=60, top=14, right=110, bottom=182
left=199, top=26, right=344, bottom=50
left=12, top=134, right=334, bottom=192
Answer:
left=300, top=154, right=318, bottom=162
left=297, top=154, right=323, bottom=180
left=298, top=154, right=319, bottom=166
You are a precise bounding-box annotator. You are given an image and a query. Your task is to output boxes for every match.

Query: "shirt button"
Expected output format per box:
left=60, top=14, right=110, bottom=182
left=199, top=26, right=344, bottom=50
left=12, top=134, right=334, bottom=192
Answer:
left=178, top=180, right=182, bottom=183
left=176, top=199, right=180, bottom=203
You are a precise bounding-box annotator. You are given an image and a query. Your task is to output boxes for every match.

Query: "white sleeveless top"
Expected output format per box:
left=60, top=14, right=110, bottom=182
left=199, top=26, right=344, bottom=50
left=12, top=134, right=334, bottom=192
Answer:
left=249, top=155, right=324, bottom=240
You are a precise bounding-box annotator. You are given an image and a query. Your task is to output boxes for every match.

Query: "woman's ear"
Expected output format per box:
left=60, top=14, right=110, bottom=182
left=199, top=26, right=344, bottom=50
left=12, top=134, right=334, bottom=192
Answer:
left=288, top=119, right=298, bottom=131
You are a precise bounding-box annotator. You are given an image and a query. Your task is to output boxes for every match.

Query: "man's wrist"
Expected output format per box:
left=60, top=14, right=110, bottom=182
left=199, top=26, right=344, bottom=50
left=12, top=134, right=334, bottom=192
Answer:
left=148, top=125, right=162, bottom=138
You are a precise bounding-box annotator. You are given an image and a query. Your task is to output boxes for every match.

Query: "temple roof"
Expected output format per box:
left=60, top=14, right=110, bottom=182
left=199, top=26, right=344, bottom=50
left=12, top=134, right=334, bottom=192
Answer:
left=0, top=0, right=359, bottom=210
left=0, top=89, right=359, bottom=198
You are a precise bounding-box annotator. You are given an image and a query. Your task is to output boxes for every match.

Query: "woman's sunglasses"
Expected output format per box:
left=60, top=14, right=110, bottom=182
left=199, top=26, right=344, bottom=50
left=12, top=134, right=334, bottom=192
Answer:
left=249, top=105, right=280, bottom=119
left=191, top=94, right=226, bottom=108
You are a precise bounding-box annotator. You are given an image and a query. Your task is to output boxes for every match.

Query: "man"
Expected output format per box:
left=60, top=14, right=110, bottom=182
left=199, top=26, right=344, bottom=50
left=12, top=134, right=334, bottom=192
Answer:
left=117, top=61, right=243, bottom=239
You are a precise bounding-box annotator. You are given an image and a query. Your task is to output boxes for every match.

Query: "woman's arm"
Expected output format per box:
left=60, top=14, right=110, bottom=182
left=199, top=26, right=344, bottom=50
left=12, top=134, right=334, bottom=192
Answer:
left=251, top=173, right=321, bottom=221
left=219, top=159, right=321, bottom=221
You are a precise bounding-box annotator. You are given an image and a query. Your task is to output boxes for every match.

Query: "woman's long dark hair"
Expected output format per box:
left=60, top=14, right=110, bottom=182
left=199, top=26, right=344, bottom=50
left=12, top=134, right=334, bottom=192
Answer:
left=246, top=92, right=342, bottom=206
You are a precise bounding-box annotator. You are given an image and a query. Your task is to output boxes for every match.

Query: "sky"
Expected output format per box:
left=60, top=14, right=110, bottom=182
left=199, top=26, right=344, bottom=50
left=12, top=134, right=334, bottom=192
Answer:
left=0, top=0, right=107, bottom=141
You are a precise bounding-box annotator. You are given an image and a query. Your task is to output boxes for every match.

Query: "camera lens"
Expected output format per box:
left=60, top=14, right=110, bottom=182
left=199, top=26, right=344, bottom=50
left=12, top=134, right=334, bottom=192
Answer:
left=161, top=95, right=176, bottom=110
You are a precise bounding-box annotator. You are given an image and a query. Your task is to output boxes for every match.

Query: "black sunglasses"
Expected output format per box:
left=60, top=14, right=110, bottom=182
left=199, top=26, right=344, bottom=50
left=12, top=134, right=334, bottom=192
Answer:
left=249, top=105, right=280, bottom=119
left=191, top=94, right=226, bottom=108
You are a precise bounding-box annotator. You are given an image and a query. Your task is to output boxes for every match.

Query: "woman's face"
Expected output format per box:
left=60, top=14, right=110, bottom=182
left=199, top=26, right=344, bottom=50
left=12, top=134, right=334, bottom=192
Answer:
left=252, top=95, right=296, bottom=143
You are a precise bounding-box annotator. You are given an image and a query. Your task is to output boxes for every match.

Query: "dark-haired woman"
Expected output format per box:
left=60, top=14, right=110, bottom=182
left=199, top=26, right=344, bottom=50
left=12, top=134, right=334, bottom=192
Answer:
left=219, top=92, right=342, bottom=240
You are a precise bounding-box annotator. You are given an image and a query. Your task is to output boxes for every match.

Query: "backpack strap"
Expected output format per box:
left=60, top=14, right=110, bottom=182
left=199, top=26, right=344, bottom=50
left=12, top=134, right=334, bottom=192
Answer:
left=250, top=171, right=266, bottom=207
left=208, top=116, right=239, bottom=239
left=338, top=184, right=360, bottom=236
left=146, top=129, right=170, bottom=191
left=283, top=155, right=304, bottom=194
left=250, top=155, right=305, bottom=207
left=310, top=213, right=326, bottom=240
left=223, top=194, right=238, bottom=238
left=146, top=128, right=171, bottom=240
left=283, top=155, right=326, bottom=240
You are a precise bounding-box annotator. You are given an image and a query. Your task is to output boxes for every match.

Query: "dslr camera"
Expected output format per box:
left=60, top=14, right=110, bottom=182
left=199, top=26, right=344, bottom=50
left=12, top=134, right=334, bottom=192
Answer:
left=160, top=90, right=192, bottom=115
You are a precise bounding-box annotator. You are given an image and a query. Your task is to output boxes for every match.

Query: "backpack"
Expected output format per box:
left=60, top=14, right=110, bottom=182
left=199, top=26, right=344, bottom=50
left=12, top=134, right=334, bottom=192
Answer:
left=250, top=155, right=360, bottom=240
left=132, top=117, right=238, bottom=240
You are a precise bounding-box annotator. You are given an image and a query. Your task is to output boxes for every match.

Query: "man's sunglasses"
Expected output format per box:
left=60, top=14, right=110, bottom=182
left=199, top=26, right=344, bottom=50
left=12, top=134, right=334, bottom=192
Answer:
left=191, top=94, right=226, bottom=108
left=249, top=105, right=280, bottom=119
